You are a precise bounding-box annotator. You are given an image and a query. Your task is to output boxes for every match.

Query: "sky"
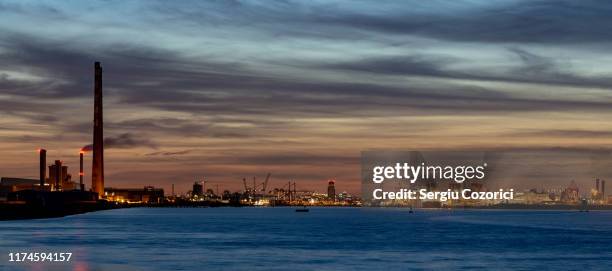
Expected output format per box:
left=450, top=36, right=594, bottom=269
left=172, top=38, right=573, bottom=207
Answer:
left=1, top=0, right=612, bottom=195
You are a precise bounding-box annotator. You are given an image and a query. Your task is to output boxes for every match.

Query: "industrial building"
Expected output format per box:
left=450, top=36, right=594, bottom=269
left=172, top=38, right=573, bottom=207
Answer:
left=327, top=179, right=336, bottom=201
left=0, top=157, right=77, bottom=200
left=47, top=160, right=79, bottom=191
left=0, top=178, right=44, bottom=201
left=192, top=182, right=203, bottom=197
left=104, top=186, right=164, bottom=203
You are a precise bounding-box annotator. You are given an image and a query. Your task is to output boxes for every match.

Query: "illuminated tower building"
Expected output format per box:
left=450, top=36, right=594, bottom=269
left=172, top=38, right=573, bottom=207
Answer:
left=192, top=182, right=203, bottom=197
left=91, top=62, right=104, bottom=198
left=327, top=179, right=336, bottom=201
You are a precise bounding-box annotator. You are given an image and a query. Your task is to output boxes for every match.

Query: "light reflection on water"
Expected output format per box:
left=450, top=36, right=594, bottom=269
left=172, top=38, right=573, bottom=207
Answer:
left=1, top=208, right=612, bottom=271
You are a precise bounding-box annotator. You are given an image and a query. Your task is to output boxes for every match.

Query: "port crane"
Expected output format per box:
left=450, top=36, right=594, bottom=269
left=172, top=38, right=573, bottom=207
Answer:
left=242, top=173, right=271, bottom=194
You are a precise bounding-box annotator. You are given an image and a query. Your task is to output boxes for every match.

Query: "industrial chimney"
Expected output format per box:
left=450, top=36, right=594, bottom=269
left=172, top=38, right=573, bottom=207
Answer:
left=54, top=160, right=62, bottom=191
left=39, top=148, right=46, bottom=189
left=80, top=151, right=85, bottom=191
left=91, top=62, right=104, bottom=198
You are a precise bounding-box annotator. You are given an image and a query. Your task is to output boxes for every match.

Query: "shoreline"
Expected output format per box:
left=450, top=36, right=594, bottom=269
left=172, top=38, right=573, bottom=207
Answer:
left=3, top=202, right=612, bottom=221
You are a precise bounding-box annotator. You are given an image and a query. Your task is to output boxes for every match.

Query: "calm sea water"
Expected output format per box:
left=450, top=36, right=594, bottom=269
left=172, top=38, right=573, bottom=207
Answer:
left=1, top=208, right=611, bottom=271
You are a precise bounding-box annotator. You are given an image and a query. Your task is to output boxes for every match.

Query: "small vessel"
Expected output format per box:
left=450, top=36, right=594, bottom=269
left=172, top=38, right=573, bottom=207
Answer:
left=295, top=206, right=309, bottom=212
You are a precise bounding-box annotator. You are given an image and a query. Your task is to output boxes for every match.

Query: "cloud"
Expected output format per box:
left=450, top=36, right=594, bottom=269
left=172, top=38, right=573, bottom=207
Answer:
left=233, top=153, right=359, bottom=166
left=81, top=133, right=157, bottom=151
left=122, top=1, right=612, bottom=44
left=323, top=55, right=453, bottom=77
left=320, top=48, right=612, bottom=90
left=508, top=129, right=612, bottom=138
left=145, top=150, right=191, bottom=156
left=310, top=0, right=612, bottom=43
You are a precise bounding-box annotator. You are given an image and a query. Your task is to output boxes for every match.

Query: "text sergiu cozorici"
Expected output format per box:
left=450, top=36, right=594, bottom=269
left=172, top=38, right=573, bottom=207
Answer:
left=370, top=162, right=514, bottom=201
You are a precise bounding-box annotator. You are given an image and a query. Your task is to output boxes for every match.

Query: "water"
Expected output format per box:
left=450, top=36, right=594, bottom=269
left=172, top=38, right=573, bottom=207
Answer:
left=1, top=208, right=611, bottom=270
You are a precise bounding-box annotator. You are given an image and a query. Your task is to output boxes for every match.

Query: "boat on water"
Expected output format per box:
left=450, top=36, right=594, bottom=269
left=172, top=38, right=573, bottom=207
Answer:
left=295, top=206, right=309, bottom=212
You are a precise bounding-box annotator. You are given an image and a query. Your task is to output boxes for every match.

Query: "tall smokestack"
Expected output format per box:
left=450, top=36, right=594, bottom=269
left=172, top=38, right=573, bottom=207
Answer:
left=602, top=180, right=606, bottom=197
left=596, top=178, right=600, bottom=192
left=54, top=160, right=62, bottom=191
left=92, top=62, right=104, bottom=198
left=39, top=149, right=46, bottom=189
left=80, top=151, right=84, bottom=191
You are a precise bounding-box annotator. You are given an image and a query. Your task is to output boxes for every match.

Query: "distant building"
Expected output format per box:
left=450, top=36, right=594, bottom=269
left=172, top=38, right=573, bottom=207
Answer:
left=192, top=182, right=203, bottom=197
left=561, top=180, right=579, bottom=203
left=525, top=189, right=553, bottom=204
left=327, top=180, right=336, bottom=201
left=47, top=161, right=78, bottom=191
left=104, top=186, right=164, bottom=203
left=592, top=178, right=606, bottom=203
left=0, top=177, right=45, bottom=201
left=337, top=191, right=352, bottom=202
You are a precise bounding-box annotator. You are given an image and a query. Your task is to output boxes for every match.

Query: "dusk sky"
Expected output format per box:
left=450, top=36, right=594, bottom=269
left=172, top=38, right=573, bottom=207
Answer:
left=1, top=0, right=612, bottom=194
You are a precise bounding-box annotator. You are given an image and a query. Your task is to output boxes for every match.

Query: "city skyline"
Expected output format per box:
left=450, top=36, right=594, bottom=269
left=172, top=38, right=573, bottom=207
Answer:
left=2, top=1, right=612, bottom=194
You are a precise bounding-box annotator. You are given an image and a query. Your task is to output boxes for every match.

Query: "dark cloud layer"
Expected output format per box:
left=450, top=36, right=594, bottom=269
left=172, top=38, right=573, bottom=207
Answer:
left=136, top=1, right=612, bottom=44
left=310, top=0, right=612, bottom=43
left=2, top=34, right=611, bottom=124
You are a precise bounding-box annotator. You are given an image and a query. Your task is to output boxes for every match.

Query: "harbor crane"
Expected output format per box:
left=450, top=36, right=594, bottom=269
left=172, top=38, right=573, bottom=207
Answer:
left=242, top=173, right=272, bottom=194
